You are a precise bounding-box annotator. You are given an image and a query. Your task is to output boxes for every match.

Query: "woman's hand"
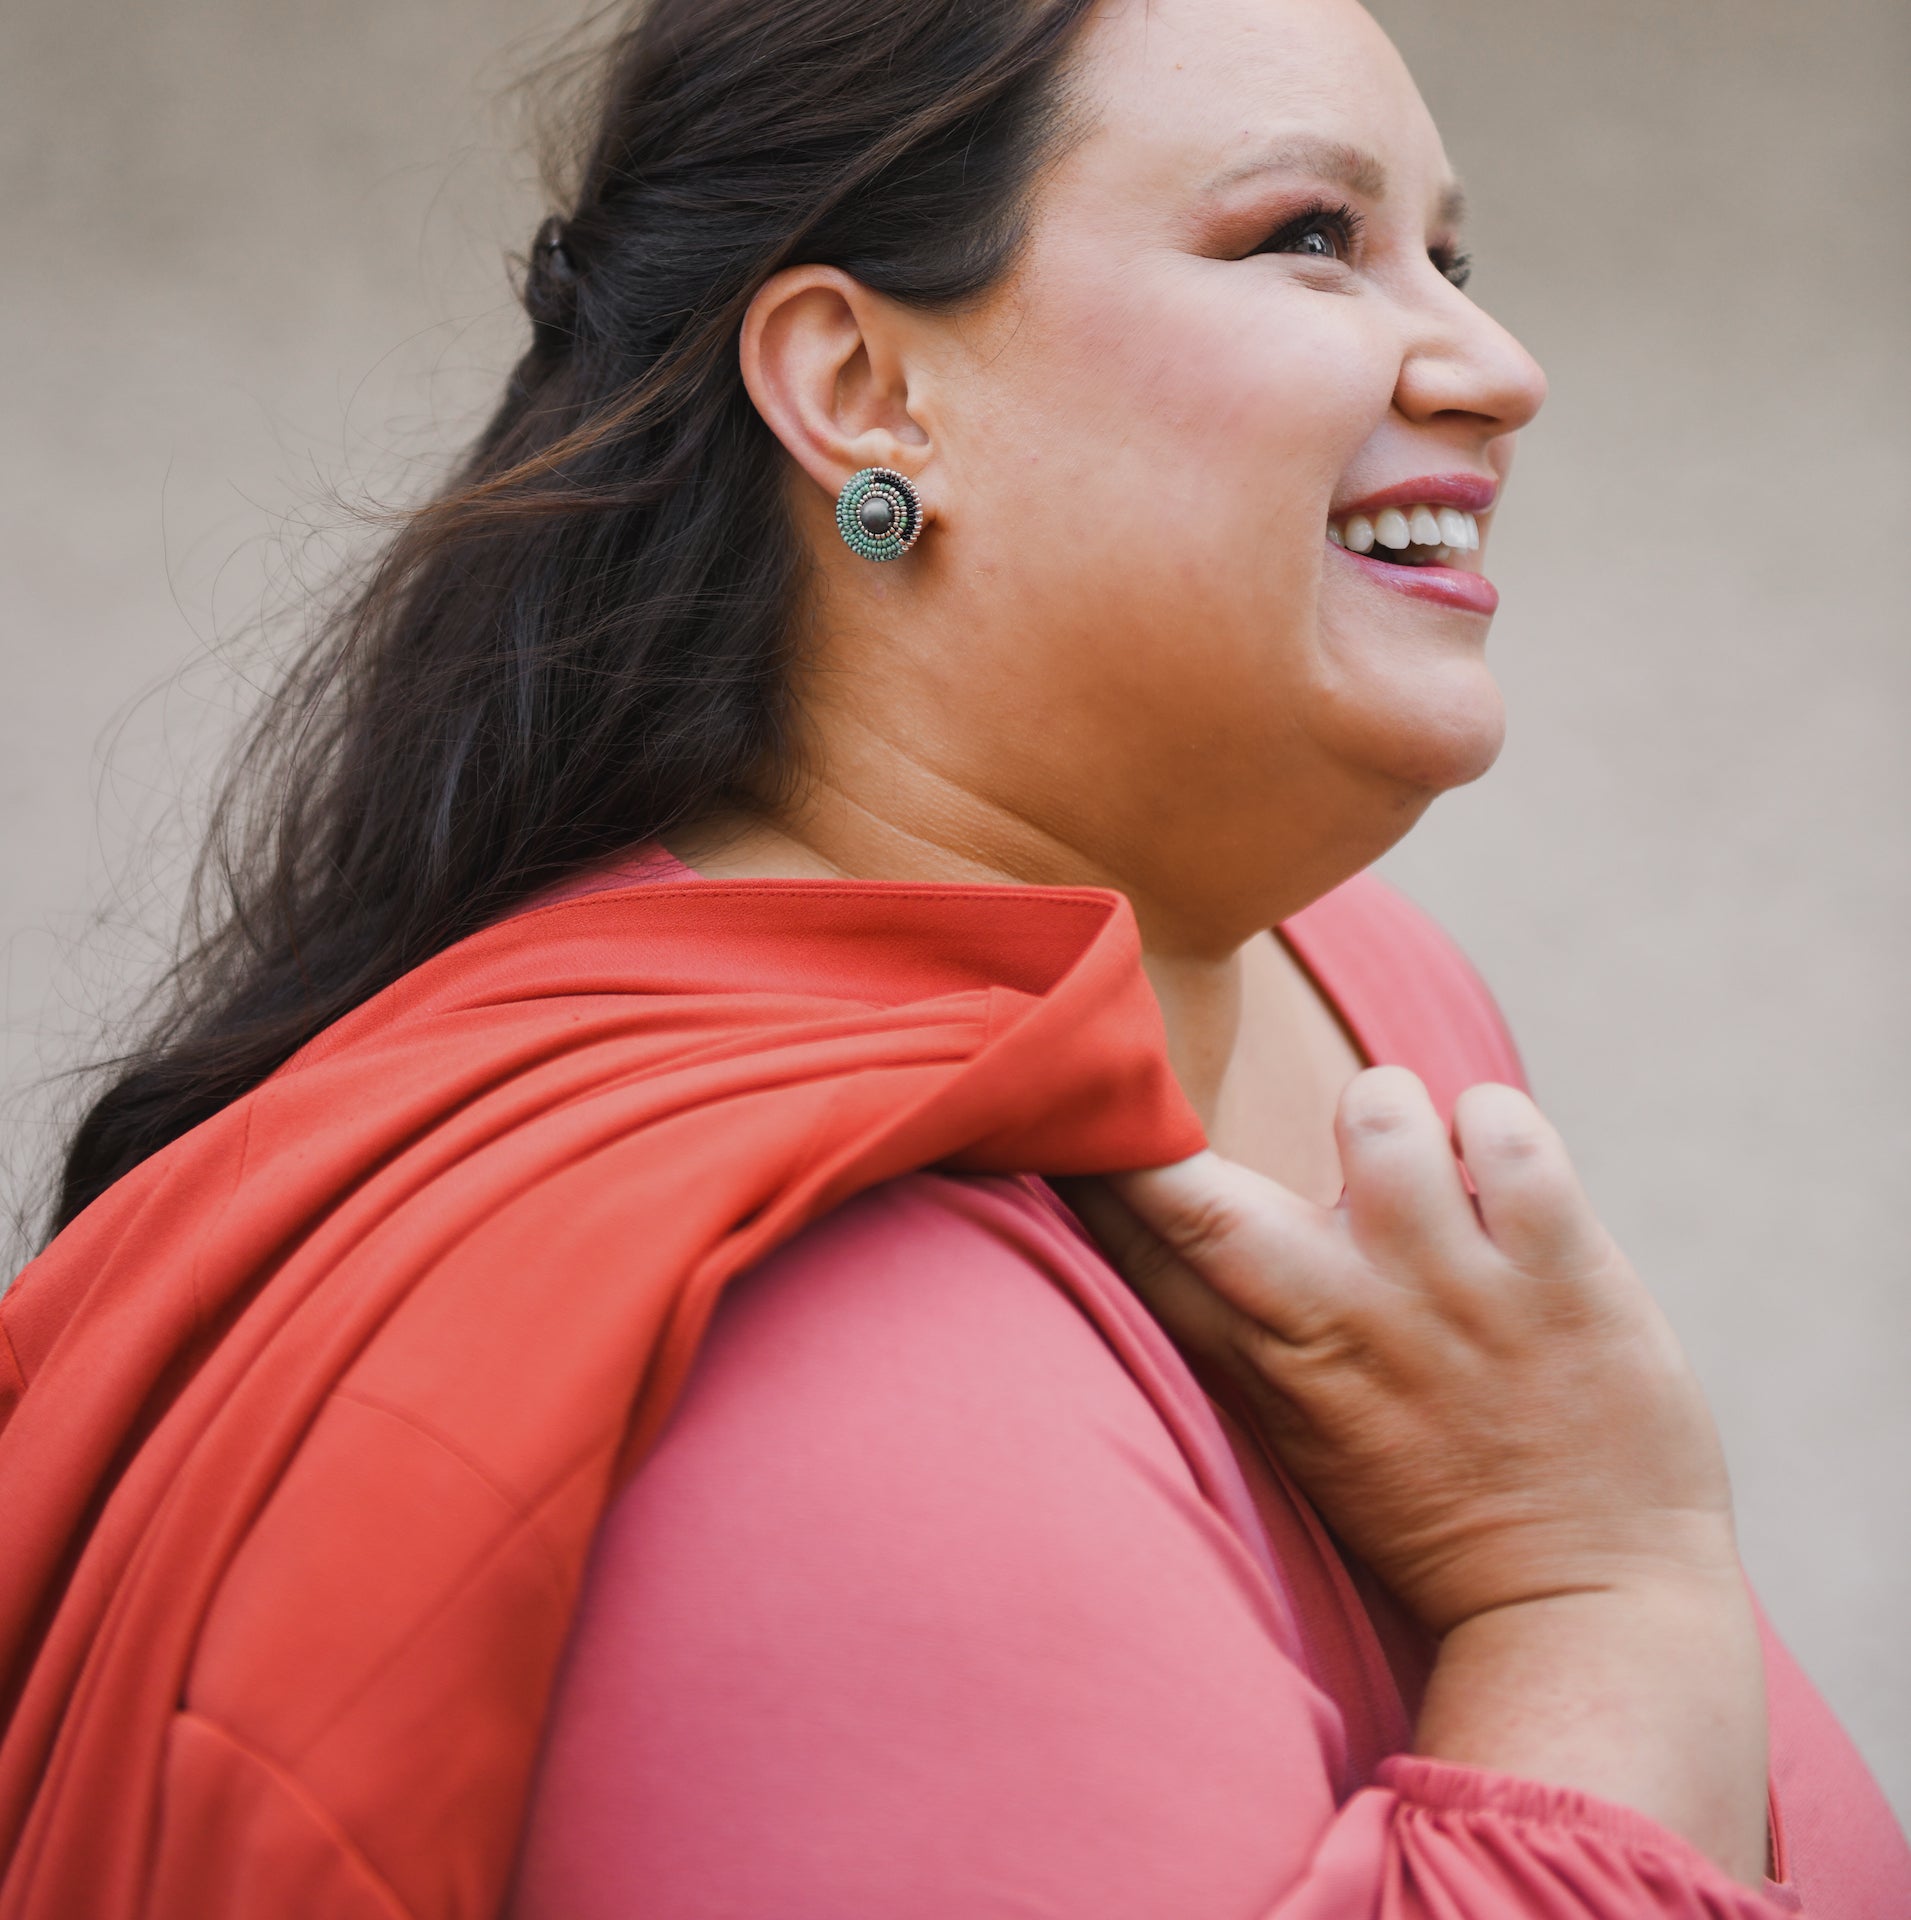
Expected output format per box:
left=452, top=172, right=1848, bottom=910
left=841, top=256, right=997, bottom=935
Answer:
left=1068, top=1066, right=1736, bottom=1633
left=1062, top=1066, right=1770, bottom=1883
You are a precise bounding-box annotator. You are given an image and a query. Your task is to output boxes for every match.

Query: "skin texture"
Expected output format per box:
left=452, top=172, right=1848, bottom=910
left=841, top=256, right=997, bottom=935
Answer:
left=665, top=0, right=1769, bottom=1886
left=1063, top=1076, right=1768, bottom=1880
left=674, top=0, right=1544, bottom=1135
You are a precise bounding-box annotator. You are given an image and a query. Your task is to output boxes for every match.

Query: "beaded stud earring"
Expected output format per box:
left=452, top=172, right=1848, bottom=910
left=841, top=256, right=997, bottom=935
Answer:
left=834, top=466, right=924, bottom=562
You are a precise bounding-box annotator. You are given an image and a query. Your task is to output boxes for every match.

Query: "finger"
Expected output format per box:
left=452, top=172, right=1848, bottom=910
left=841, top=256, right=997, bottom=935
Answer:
left=1051, top=1173, right=1183, bottom=1294
left=1334, top=1066, right=1480, bottom=1273
left=1451, top=1082, right=1611, bottom=1278
left=1096, top=1150, right=1348, bottom=1343
left=1053, top=1173, right=1272, bottom=1363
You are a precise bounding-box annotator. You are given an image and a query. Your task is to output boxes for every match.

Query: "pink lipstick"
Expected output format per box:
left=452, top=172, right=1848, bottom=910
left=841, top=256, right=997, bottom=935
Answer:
left=1325, top=472, right=1501, bottom=615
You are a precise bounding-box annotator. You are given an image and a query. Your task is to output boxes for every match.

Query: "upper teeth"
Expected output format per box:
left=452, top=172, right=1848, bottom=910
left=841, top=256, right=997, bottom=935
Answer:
left=1326, top=505, right=1481, bottom=555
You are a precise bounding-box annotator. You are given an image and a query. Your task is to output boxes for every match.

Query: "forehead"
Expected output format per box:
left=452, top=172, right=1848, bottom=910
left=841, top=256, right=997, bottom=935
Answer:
left=1062, top=0, right=1452, bottom=209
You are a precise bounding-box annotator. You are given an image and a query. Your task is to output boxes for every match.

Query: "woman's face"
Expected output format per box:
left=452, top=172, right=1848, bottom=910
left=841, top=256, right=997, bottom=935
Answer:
left=783, top=0, right=1547, bottom=948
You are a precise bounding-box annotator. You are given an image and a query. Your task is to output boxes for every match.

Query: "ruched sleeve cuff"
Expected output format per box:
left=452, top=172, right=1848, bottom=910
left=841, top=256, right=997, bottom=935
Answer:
left=1370, top=1755, right=1801, bottom=1916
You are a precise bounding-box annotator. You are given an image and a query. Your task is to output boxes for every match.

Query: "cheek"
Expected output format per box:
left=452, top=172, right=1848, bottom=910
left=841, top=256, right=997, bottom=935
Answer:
left=966, top=258, right=1390, bottom=622
left=941, top=257, right=1497, bottom=807
left=948, top=263, right=1393, bottom=737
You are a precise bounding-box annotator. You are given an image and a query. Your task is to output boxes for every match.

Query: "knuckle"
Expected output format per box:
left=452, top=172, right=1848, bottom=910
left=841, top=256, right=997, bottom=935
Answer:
left=1485, top=1146, right=1578, bottom=1218
left=1226, top=1318, right=1289, bottom=1377
left=1164, top=1186, right=1245, bottom=1267
left=1344, top=1101, right=1416, bottom=1142
left=1477, top=1121, right=1548, bottom=1164
left=1340, top=1066, right=1430, bottom=1141
left=1117, top=1234, right=1183, bottom=1296
left=1457, top=1083, right=1556, bottom=1157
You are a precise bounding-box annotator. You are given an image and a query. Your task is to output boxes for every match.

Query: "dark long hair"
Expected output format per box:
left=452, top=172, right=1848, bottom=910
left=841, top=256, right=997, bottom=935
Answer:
left=49, top=0, right=1102, bottom=1237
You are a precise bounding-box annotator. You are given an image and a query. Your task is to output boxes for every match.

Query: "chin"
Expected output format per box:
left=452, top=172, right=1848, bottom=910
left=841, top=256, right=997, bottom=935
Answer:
left=1311, top=599, right=1509, bottom=790
left=1348, top=672, right=1507, bottom=799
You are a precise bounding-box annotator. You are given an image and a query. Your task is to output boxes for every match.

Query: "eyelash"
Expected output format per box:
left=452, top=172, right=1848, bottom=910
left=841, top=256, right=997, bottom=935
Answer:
left=1254, top=197, right=1474, bottom=291
left=1433, top=244, right=1473, bottom=291
left=1256, top=198, right=1365, bottom=266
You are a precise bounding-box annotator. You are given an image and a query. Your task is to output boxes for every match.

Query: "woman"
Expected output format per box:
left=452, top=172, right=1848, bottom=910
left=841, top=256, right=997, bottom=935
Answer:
left=1, top=0, right=1904, bottom=1912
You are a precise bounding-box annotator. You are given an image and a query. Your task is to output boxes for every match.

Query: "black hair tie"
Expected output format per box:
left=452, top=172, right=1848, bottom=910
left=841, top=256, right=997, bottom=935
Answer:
left=524, top=214, right=581, bottom=344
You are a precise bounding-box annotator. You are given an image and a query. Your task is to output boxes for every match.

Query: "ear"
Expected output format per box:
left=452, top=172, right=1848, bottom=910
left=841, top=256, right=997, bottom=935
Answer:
left=738, top=265, right=934, bottom=511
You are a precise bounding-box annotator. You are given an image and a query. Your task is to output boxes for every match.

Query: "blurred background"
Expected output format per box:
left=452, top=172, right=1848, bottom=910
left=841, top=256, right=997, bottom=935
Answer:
left=3, top=0, right=1906, bottom=1818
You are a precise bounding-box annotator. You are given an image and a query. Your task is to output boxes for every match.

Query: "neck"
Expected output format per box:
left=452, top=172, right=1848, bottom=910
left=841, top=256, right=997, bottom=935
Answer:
left=1135, top=945, right=1247, bottom=1129
left=661, top=800, right=1253, bottom=1126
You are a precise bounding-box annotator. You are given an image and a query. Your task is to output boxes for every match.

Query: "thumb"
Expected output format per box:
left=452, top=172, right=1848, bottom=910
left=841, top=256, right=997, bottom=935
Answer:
left=1099, top=1150, right=1346, bottom=1345
left=1052, top=1168, right=1271, bottom=1367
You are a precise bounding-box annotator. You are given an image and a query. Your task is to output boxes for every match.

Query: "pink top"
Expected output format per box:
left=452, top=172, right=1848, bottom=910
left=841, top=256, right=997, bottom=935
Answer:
left=506, top=852, right=1911, bottom=1919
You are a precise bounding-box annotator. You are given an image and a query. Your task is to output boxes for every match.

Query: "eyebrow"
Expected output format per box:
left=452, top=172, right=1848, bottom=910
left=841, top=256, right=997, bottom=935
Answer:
left=1198, top=136, right=1467, bottom=226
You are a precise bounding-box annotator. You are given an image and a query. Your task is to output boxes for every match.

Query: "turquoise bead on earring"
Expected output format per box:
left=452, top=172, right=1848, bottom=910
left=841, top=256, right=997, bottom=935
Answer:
left=835, top=466, right=923, bottom=562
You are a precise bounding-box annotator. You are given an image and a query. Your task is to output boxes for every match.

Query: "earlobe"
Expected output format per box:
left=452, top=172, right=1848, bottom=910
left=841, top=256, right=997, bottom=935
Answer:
left=738, top=263, right=932, bottom=505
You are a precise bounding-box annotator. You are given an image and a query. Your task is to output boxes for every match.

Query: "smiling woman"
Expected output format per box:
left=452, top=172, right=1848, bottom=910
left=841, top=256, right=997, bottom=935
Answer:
left=1, top=0, right=1906, bottom=1916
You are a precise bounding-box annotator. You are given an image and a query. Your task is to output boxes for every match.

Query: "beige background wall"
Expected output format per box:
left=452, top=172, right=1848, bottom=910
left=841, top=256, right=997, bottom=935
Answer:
left=4, top=0, right=1906, bottom=1821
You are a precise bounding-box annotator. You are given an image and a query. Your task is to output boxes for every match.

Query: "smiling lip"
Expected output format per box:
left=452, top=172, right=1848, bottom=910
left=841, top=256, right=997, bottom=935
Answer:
left=1326, top=470, right=1502, bottom=615
left=1329, top=544, right=1499, bottom=614
left=1332, top=472, right=1499, bottom=518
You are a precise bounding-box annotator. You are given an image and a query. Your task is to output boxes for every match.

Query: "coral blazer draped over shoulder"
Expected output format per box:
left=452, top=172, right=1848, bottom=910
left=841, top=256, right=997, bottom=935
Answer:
left=1, top=849, right=1904, bottom=1919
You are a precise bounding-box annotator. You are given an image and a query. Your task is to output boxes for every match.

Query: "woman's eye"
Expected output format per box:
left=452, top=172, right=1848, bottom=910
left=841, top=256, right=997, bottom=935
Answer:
left=1435, top=248, right=1474, bottom=291
left=1254, top=201, right=1363, bottom=266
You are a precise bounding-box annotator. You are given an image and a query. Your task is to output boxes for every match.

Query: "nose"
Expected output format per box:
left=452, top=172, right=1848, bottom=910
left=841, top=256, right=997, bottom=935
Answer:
left=1393, top=280, right=1548, bottom=439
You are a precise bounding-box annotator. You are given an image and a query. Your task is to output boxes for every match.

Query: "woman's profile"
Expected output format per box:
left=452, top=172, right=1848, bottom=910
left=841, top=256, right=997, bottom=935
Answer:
left=1, top=0, right=1905, bottom=1915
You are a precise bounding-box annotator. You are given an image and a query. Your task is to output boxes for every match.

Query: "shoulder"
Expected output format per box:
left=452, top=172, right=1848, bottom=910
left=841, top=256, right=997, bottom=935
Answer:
left=1282, top=870, right=1529, bottom=1112
left=511, top=1172, right=1334, bottom=1917
left=615, top=1171, right=1252, bottom=1562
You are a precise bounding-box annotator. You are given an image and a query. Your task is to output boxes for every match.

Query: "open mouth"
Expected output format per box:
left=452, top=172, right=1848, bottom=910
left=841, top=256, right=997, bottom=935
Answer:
left=1327, top=504, right=1481, bottom=569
